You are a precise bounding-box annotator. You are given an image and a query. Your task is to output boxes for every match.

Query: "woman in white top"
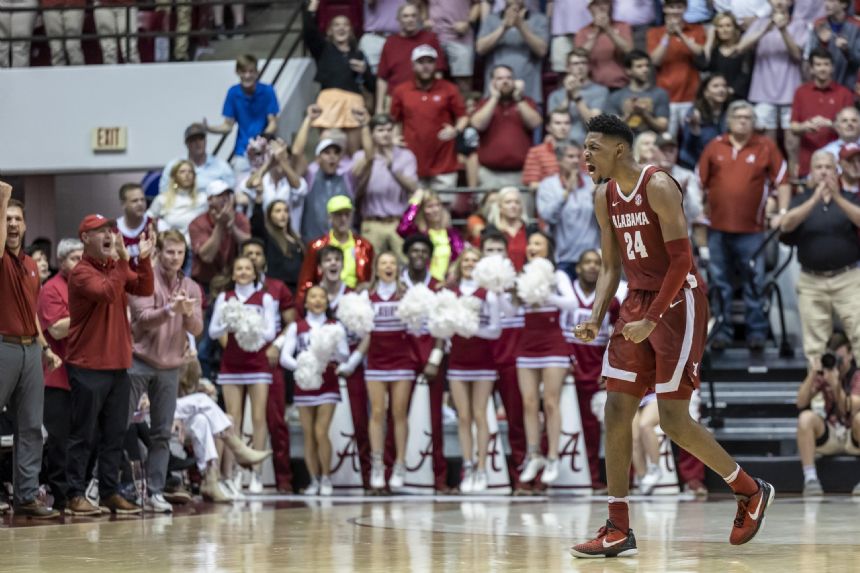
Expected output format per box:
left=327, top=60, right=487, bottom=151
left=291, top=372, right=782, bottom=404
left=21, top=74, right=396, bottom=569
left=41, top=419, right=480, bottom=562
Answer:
left=148, top=160, right=209, bottom=241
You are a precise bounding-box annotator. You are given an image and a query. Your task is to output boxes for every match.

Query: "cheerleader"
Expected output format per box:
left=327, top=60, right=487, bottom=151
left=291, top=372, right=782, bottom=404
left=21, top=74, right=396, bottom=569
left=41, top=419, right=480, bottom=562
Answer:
left=279, top=286, right=349, bottom=496
left=515, top=231, right=580, bottom=485
left=447, top=247, right=501, bottom=493
left=208, top=256, right=278, bottom=493
left=361, top=252, right=415, bottom=490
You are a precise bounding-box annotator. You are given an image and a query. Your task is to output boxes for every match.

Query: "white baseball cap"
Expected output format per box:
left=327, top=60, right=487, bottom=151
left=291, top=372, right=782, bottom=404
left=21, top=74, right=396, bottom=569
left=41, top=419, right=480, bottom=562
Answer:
left=205, top=180, right=233, bottom=198
left=411, top=44, right=438, bottom=62
left=315, top=138, right=343, bottom=156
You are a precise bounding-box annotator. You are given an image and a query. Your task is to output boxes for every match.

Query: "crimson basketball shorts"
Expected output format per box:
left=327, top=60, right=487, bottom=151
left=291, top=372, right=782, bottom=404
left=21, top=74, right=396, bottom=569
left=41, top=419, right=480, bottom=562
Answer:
left=602, top=286, right=709, bottom=400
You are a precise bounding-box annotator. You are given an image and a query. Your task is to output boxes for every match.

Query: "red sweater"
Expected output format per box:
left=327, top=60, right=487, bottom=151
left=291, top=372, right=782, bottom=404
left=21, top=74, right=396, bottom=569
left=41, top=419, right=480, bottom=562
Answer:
left=67, top=255, right=154, bottom=370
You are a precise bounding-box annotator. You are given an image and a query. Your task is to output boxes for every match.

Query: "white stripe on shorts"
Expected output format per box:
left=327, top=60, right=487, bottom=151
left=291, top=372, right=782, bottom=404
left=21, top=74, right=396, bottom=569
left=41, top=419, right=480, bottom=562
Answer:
left=656, top=288, right=695, bottom=394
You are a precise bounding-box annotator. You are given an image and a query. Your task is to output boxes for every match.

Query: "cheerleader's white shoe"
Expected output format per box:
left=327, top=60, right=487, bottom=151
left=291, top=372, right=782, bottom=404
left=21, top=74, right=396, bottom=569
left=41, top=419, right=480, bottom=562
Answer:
left=471, top=470, right=488, bottom=493
left=304, top=478, right=320, bottom=496
left=319, top=476, right=333, bottom=496
left=519, top=456, right=546, bottom=483
left=370, top=461, right=386, bottom=490
left=389, top=464, right=406, bottom=490
left=248, top=471, right=263, bottom=494
left=540, top=458, right=560, bottom=484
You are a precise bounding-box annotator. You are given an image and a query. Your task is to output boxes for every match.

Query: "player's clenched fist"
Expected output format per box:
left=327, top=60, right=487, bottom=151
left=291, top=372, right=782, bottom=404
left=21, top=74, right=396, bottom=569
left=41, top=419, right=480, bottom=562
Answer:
left=574, top=321, right=600, bottom=343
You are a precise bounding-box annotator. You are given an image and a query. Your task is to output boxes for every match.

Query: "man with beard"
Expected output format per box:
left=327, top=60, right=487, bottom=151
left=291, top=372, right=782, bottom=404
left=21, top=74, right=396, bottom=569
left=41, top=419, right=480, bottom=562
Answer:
left=117, top=183, right=164, bottom=270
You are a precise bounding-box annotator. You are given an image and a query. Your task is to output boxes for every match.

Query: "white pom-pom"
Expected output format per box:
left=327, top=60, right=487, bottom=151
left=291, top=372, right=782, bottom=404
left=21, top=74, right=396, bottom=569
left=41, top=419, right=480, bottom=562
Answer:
left=516, top=258, right=557, bottom=306
left=221, top=298, right=246, bottom=330
left=233, top=309, right=267, bottom=352
left=336, top=291, right=375, bottom=338
left=396, top=283, right=436, bottom=332
left=454, top=295, right=482, bottom=338
left=294, top=352, right=324, bottom=390
left=473, top=255, right=516, bottom=294
left=427, top=289, right=461, bottom=339
left=310, top=323, right=346, bottom=363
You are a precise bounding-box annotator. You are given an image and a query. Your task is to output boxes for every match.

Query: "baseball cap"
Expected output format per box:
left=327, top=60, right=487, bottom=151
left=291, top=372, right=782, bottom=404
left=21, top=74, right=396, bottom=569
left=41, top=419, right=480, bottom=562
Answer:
left=78, top=214, right=116, bottom=237
left=411, top=44, right=438, bottom=62
left=326, top=195, right=354, bottom=214
left=184, top=123, right=206, bottom=141
left=205, top=180, right=234, bottom=198
left=315, top=138, right=343, bottom=157
left=656, top=132, right=678, bottom=148
left=840, top=143, right=860, bottom=161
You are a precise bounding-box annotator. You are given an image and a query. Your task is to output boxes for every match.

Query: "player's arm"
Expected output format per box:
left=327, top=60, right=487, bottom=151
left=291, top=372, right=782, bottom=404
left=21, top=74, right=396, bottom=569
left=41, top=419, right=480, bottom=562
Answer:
left=622, top=172, right=692, bottom=343
left=583, top=184, right=622, bottom=333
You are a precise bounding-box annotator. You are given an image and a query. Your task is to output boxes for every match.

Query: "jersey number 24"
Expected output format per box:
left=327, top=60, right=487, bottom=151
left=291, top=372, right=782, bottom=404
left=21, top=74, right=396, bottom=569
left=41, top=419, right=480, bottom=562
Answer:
left=624, top=231, right=649, bottom=260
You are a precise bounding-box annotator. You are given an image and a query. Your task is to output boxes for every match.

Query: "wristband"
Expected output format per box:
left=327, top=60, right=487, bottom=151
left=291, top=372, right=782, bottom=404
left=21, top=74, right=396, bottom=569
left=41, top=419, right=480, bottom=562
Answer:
left=428, top=348, right=444, bottom=367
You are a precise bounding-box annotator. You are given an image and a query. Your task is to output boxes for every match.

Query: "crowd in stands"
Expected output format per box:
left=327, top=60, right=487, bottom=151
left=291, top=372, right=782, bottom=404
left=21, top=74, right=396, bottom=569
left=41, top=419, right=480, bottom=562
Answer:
left=5, top=0, right=860, bottom=519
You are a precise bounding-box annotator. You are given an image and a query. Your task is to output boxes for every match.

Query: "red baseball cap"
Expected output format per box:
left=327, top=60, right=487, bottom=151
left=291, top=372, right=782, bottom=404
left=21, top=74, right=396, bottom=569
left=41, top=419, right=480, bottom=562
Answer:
left=840, top=143, right=860, bottom=161
left=78, top=214, right=116, bottom=237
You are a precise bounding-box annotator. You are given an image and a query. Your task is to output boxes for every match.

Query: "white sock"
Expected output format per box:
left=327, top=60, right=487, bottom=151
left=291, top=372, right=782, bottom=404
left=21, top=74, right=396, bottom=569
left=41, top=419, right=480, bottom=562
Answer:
left=608, top=496, right=629, bottom=505
left=646, top=462, right=658, bottom=472
left=803, top=466, right=818, bottom=484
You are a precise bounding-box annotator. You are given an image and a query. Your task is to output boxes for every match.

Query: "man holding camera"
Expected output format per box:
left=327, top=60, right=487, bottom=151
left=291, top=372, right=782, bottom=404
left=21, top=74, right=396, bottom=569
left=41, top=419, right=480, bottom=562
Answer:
left=795, top=331, right=860, bottom=496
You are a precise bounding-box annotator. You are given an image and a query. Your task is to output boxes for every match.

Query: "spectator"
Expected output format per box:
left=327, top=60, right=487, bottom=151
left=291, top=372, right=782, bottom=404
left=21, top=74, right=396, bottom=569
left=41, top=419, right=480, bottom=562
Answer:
left=536, top=142, right=599, bottom=279
left=298, top=138, right=354, bottom=243
left=459, top=91, right=483, bottom=189
left=819, top=106, right=860, bottom=161
left=790, top=48, right=855, bottom=178
left=484, top=186, right=534, bottom=271
left=781, top=149, right=860, bottom=359
left=248, top=194, right=304, bottom=293
left=128, top=230, right=203, bottom=513
left=0, top=185, right=62, bottom=518
left=632, top=130, right=662, bottom=165
left=809, top=0, right=860, bottom=90
left=360, top=0, right=406, bottom=73
left=376, top=3, right=448, bottom=113
left=546, top=48, right=608, bottom=146
left=466, top=191, right=499, bottom=246
left=471, top=65, right=543, bottom=189
left=211, top=0, right=244, bottom=39
left=204, top=54, right=279, bottom=168
left=160, top=123, right=235, bottom=196
left=352, top=113, right=417, bottom=259
left=546, top=0, right=592, bottom=72
left=522, top=108, right=571, bottom=192
left=297, top=195, right=374, bottom=302
left=155, top=0, right=191, bottom=62
left=611, top=0, right=656, bottom=50
left=397, top=188, right=464, bottom=281
left=604, top=50, right=670, bottom=135
left=149, top=160, right=209, bottom=243
left=476, top=0, right=549, bottom=104
left=703, top=12, right=752, bottom=101
left=26, top=244, right=51, bottom=284
left=117, top=183, right=161, bottom=270
left=428, top=0, right=480, bottom=93
left=737, top=0, right=806, bottom=159
left=795, top=331, right=860, bottom=496
left=679, top=73, right=730, bottom=170
left=682, top=0, right=714, bottom=24
left=41, top=0, right=85, bottom=66
left=655, top=132, right=705, bottom=236
left=188, top=181, right=251, bottom=291
left=839, top=142, right=860, bottom=191
left=65, top=213, right=154, bottom=516
left=390, top=45, right=467, bottom=190
left=304, top=0, right=375, bottom=152
left=647, top=0, right=706, bottom=136
left=94, top=0, right=140, bottom=65
left=698, top=100, right=790, bottom=351
left=574, top=0, right=633, bottom=89
left=241, top=137, right=308, bottom=237
left=36, top=237, right=82, bottom=516
left=0, top=0, right=36, bottom=67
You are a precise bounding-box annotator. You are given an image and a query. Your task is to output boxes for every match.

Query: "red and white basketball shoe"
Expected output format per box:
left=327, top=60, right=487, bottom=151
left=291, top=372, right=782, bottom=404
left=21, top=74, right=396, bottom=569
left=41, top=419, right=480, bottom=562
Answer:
left=569, top=520, right=638, bottom=558
left=730, top=478, right=775, bottom=545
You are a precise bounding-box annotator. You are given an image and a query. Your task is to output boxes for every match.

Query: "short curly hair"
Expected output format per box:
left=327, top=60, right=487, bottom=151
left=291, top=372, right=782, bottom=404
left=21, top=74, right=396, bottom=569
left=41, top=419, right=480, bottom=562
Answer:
left=586, top=113, right=635, bottom=147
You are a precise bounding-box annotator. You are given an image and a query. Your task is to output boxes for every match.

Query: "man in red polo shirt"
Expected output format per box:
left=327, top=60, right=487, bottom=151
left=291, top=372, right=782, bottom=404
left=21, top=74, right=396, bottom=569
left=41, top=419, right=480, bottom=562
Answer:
left=0, top=183, right=62, bottom=519
left=390, top=44, right=468, bottom=191
left=375, top=2, right=448, bottom=113
left=64, top=213, right=155, bottom=516
left=36, top=237, right=83, bottom=515
left=471, top=64, right=543, bottom=190
left=522, top=107, right=572, bottom=192
left=791, top=48, right=855, bottom=178
left=699, top=100, right=790, bottom=351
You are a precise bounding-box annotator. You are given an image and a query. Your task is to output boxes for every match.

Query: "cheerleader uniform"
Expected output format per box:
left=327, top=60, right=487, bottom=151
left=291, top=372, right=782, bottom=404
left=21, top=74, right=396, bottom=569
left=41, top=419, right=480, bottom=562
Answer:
left=366, top=281, right=415, bottom=382
left=401, top=270, right=441, bottom=370
left=279, top=312, right=348, bottom=406
left=209, top=282, right=277, bottom=385
left=447, top=279, right=501, bottom=382
left=515, top=267, right=580, bottom=370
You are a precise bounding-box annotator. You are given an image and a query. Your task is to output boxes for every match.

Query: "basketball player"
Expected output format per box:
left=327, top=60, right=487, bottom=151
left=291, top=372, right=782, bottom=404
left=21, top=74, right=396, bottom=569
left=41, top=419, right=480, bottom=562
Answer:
left=570, top=114, right=774, bottom=558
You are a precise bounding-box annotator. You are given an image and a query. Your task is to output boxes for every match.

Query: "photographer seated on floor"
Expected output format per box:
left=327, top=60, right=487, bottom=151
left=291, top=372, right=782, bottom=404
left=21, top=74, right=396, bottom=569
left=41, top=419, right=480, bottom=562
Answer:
left=795, top=331, right=860, bottom=496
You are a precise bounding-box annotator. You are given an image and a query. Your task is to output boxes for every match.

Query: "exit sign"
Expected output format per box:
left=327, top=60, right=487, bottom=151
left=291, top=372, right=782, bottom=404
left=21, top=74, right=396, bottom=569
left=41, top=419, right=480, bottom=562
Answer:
left=92, top=127, right=127, bottom=152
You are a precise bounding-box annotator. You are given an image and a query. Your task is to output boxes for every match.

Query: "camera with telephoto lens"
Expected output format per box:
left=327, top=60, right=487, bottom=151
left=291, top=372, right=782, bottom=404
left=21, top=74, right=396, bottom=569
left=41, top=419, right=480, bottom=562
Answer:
left=821, top=352, right=839, bottom=370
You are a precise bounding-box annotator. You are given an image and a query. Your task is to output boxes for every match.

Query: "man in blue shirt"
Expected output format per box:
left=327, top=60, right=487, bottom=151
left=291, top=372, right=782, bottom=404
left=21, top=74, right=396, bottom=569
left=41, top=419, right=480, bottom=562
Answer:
left=204, top=54, right=280, bottom=164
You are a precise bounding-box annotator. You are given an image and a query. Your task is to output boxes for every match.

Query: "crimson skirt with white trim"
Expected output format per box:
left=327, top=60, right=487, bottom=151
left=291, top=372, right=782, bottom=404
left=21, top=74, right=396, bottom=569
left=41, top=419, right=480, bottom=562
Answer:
left=364, top=369, right=416, bottom=382
left=294, top=369, right=341, bottom=406
left=515, top=355, right=572, bottom=369
left=447, top=368, right=498, bottom=382
left=217, top=371, right=273, bottom=385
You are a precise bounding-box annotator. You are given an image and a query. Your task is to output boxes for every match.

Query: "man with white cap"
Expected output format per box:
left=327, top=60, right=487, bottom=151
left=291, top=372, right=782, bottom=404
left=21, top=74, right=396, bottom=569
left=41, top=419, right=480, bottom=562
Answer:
left=188, top=180, right=251, bottom=290
left=299, top=138, right=355, bottom=243
left=390, top=44, right=467, bottom=191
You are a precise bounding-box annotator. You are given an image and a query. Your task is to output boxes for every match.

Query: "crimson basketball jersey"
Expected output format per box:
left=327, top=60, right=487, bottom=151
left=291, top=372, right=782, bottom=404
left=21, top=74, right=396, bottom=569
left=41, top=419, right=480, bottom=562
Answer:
left=606, top=165, right=700, bottom=292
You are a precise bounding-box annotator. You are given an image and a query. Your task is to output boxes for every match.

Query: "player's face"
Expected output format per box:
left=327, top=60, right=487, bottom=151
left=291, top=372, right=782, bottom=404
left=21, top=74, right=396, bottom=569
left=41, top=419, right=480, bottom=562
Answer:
left=232, top=257, right=256, bottom=286
left=526, top=233, right=549, bottom=261
left=319, top=252, right=344, bottom=280
left=376, top=253, right=398, bottom=283
left=459, top=250, right=480, bottom=280
left=305, top=286, right=329, bottom=315
left=576, top=251, right=601, bottom=284
left=407, top=242, right=431, bottom=272
left=583, top=132, right=622, bottom=184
